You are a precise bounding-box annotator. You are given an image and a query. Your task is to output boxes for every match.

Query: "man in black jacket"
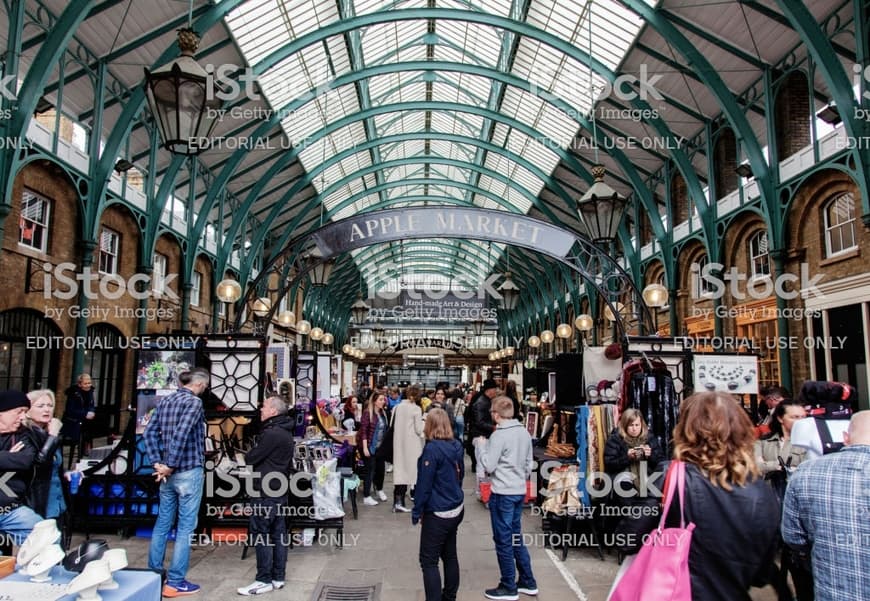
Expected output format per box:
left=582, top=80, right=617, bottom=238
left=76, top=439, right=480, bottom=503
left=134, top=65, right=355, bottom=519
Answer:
left=469, top=380, right=499, bottom=488
left=237, top=396, right=295, bottom=596
left=0, top=390, right=42, bottom=545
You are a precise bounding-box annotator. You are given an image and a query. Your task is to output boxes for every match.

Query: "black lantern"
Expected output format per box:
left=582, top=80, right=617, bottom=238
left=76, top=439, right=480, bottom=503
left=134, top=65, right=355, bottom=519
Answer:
left=350, top=295, right=371, bottom=326
left=577, top=165, right=628, bottom=244
left=304, top=246, right=335, bottom=287
left=499, top=272, right=520, bottom=310
left=144, top=29, right=224, bottom=156
left=471, top=318, right=486, bottom=337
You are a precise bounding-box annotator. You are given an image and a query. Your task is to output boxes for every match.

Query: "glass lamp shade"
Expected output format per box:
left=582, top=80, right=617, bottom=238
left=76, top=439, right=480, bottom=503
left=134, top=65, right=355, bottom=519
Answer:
left=304, top=246, right=335, bottom=287
left=277, top=310, right=296, bottom=326
left=604, top=302, right=625, bottom=322
left=216, top=278, right=242, bottom=303
left=321, top=333, right=334, bottom=346
left=488, top=353, right=495, bottom=361
left=540, top=330, right=555, bottom=344
left=556, top=323, right=573, bottom=339
left=309, top=327, right=324, bottom=341
left=527, top=335, right=541, bottom=348
left=296, top=320, right=312, bottom=335
left=577, top=165, right=628, bottom=243
left=642, top=283, right=669, bottom=308
left=574, top=314, right=594, bottom=332
left=251, top=297, right=272, bottom=318
left=350, top=296, right=371, bottom=325
left=471, top=319, right=486, bottom=336
left=143, top=29, right=224, bottom=155
left=498, top=273, right=520, bottom=311
left=342, top=344, right=353, bottom=354
left=505, top=346, right=515, bottom=356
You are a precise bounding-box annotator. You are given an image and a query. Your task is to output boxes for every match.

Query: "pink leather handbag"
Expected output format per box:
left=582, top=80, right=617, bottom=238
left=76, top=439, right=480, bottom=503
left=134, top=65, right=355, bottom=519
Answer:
left=609, top=460, right=694, bottom=601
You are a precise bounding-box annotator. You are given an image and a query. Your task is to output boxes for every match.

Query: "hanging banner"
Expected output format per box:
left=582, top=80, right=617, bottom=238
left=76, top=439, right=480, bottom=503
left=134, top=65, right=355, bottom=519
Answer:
left=310, top=207, right=576, bottom=258
left=693, top=354, right=759, bottom=394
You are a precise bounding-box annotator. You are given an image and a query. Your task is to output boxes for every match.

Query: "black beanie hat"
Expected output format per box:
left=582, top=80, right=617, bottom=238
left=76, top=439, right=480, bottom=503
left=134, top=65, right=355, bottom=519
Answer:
left=0, top=389, right=30, bottom=412
left=482, top=379, right=498, bottom=391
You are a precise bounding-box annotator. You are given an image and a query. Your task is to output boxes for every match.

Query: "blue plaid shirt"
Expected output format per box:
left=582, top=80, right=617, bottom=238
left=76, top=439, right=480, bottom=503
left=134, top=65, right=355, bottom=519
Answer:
left=143, top=387, right=205, bottom=473
left=782, top=445, right=870, bottom=601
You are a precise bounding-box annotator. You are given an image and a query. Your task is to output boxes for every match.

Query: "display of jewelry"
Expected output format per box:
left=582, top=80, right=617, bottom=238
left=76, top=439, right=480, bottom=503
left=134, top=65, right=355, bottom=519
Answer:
left=17, top=519, right=61, bottom=567
left=97, top=548, right=128, bottom=590
left=65, top=559, right=111, bottom=601
left=21, top=543, right=65, bottom=582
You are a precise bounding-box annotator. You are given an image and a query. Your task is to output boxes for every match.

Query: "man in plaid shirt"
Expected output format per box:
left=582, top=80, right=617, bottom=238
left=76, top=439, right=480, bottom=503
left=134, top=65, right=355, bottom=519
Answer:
left=782, top=411, right=870, bottom=601
left=144, top=368, right=209, bottom=597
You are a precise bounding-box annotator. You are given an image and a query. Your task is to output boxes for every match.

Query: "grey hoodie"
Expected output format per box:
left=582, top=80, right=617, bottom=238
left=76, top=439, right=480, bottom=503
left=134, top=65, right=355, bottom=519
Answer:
left=479, top=419, right=533, bottom=495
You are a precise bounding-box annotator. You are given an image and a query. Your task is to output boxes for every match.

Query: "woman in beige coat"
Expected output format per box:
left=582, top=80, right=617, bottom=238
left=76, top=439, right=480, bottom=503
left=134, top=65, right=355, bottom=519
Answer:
left=391, top=384, right=424, bottom=512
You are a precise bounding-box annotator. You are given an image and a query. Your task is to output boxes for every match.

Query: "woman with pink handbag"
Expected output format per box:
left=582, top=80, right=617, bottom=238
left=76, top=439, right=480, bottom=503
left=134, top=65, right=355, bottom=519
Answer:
left=610, top=392, right=781, bottom=601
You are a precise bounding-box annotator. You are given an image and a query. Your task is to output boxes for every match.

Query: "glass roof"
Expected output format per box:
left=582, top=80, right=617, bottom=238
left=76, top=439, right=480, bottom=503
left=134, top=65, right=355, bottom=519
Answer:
left=224, top=0, right=654, bottom=278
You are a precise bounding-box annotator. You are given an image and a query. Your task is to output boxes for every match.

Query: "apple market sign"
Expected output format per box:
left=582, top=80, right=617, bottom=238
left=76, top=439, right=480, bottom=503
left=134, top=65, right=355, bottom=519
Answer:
left=311, top=207, right=575, bottom=258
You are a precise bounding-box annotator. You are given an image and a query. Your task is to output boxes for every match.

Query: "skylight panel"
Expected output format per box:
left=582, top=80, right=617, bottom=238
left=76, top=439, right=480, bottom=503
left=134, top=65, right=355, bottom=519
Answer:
left=361, top=21, right=428, bottom=66
left=354, top=0, right=428, bottom=17
left=436, top=21, right=502, bottom=67
left=375, top=111, right=427, bottom=138
left=431, top=81, right=488, bottom=108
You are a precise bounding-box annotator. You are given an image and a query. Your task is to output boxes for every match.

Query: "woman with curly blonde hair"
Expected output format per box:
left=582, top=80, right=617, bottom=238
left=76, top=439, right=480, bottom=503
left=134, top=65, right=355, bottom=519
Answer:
left=618, top=392, right=782, bottom=601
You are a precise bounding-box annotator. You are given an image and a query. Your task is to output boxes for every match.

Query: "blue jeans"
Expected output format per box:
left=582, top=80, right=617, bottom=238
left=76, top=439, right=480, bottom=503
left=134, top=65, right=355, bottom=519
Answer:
left=453, top=416, right=465, bottom=442
left=0, top=505, right=42, bottom=547
left=489, top=493, right=536, bottom=592
left=148, top=468, right=204, bottom=583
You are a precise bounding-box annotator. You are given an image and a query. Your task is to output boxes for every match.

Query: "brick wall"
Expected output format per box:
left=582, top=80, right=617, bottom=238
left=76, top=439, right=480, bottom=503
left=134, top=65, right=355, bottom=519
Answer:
left=714, top=128, right=738, bottom=199
left=775, top=71, right=811, bottom=160
left=1, top=160, right=82, bottom=398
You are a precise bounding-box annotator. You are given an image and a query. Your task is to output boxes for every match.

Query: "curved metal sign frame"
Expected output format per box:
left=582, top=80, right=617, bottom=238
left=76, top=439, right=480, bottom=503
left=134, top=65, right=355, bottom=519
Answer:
left=231, top=207, right=654, bottom=339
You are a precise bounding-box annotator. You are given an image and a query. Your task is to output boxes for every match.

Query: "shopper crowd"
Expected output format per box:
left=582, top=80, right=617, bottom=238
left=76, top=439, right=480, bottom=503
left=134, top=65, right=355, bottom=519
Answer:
left=2, top=373, right=869, bottom=601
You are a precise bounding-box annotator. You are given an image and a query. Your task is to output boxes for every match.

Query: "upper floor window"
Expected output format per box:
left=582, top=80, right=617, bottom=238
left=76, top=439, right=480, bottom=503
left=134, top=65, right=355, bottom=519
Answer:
left=824, top=193, right=857, bottom=257
left=694, top=254, right=717, bottom=298
left=98, top=228, right=120, bottom=275
left=19, top=190, right=50, bottom=252
left=153, top=253, right=168, bottom=296
left=749, top=231, right=770, bottom=278
left=191, top=271, right=202, bottom=307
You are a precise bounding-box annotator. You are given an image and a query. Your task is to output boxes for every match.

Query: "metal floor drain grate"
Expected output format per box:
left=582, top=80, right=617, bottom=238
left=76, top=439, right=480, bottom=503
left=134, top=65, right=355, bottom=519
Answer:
left=310, top=583, right=381, bottom=601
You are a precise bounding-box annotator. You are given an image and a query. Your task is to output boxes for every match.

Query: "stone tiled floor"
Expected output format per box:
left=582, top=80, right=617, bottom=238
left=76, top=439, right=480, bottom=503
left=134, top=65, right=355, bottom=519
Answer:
left=63, top=468, right=781, bottom=601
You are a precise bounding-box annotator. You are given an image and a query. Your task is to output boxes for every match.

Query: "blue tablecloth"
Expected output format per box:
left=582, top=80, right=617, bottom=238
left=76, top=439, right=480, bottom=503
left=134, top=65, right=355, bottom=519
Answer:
left=2, top=566, right=161, bottom=601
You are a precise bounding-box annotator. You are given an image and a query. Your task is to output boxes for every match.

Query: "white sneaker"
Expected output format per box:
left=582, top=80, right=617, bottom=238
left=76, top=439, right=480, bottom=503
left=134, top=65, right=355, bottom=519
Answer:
left=385, top=463, right=393, bottom=473
left=392, top=504, right=411, bottom=513
left=376, top=490, right=388, bottom=501
left=363, top=496, right=378, bottom=506
left=237, top=581, right=274, bottom=595
left=271, top=581, right=285, bottom=590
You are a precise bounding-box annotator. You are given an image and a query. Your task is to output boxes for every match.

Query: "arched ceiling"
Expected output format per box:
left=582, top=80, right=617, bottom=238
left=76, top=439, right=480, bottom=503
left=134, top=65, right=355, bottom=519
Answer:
left=4, top=0, right=858, bottom=320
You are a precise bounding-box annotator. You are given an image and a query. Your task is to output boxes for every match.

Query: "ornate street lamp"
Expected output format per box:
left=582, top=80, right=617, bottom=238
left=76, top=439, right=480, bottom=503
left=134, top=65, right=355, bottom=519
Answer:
left=577, top=165, right=629, bottom=245
left=574, top=314, right=594, bottom=332
left=471, top=318, right=486, bottom=337
left=304, top=246, right=335, bottom=287
left=499, top=272, right=520, bottom=311
left=277, top=310, right=296, bottom=327
left=350, top=295, right=371, bottom=326
left=144, top=29, right=224, bottom=155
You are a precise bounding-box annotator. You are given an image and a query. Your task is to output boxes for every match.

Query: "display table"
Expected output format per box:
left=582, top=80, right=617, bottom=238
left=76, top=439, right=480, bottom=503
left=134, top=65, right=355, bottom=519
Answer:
left=2, top=566, right=161, bottom=600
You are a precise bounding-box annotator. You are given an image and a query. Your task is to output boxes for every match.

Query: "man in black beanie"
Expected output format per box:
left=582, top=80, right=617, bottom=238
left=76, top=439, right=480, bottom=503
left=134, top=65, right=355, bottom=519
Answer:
left=0, top=389, right=42, bottom=545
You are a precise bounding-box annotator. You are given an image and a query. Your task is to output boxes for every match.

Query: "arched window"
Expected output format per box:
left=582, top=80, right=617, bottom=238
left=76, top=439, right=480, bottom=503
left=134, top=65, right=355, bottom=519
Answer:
left=824, top=193, right=857, bottom=256
left=749, top=231, right=770, bottom=278
left=0, top=309, right=61, bottom=391
left=693, top=254, right=717, bottom=297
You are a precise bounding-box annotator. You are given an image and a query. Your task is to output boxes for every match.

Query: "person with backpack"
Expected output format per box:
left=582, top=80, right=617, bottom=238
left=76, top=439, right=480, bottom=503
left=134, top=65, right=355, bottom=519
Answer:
left=783, top=410, right=870, bottom=601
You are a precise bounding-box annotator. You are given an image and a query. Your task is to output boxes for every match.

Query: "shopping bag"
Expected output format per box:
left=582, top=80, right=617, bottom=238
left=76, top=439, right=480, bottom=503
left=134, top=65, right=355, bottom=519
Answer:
left=312, top=458, right=346, bottom=520
left=609, top=461, right=694, bottom=601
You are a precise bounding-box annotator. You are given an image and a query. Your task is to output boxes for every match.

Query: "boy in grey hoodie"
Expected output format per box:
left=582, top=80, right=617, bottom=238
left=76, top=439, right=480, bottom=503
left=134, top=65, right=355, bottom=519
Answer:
left=478, top=396, right=538, bottom=601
